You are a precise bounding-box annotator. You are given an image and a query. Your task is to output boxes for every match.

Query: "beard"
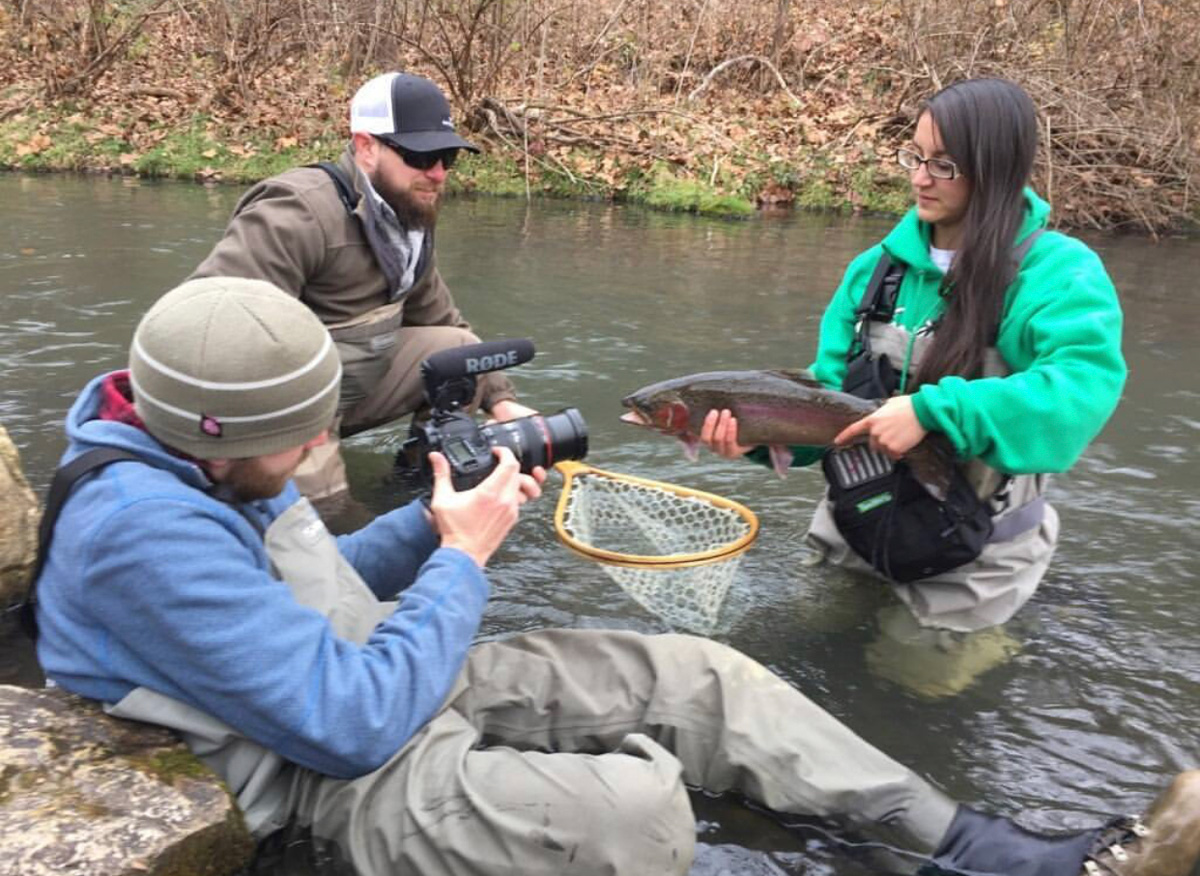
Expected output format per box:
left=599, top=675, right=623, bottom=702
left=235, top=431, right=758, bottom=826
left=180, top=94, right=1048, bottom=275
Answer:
left=220, top=452, right=308, bottom=502
left=372, top=172, right=440, bottom=230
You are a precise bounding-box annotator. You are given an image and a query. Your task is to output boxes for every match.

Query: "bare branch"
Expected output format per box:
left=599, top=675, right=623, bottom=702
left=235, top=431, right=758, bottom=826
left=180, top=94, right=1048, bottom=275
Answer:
left=686, top=54, right=801, bottom=105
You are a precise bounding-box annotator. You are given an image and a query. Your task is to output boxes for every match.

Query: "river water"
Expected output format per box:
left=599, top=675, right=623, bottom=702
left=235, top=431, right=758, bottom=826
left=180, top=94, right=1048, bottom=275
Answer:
left=2, top=172, right=1198, bottom=874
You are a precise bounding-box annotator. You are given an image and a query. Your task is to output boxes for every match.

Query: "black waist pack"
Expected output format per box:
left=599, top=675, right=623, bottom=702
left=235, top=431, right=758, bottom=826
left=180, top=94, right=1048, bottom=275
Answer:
left=821, top=444, right=993, bottom=583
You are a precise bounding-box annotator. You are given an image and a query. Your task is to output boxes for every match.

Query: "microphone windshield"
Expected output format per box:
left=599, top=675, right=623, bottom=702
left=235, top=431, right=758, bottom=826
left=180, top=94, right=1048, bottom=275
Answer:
left=421, top=339, right=536, bottom=384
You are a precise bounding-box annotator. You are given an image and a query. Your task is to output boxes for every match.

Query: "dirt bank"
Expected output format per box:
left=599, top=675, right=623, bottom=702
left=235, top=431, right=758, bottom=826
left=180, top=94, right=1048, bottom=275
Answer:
left=2, top=1, right=1197, bottom=232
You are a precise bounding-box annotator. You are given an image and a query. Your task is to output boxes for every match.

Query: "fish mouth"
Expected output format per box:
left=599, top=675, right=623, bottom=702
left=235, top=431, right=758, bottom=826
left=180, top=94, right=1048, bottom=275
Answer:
left=620, top=410, right=649, bottom=426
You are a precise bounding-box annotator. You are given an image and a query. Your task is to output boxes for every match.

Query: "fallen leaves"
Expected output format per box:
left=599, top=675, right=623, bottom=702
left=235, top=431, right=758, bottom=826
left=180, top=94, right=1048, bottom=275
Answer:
left=0, top=0, right=1194, bottom=231
left=15, top=133, right=52, bottom=156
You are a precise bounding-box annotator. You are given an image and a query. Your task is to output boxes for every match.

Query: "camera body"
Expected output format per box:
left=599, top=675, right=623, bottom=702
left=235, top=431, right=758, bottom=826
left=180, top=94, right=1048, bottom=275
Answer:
left=402, top=339, right=588, bottom=491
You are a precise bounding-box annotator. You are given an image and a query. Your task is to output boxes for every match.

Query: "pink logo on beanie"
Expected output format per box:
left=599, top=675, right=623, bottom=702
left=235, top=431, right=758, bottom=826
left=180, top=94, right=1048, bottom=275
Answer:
left=200, top=415, right=223, bottom=437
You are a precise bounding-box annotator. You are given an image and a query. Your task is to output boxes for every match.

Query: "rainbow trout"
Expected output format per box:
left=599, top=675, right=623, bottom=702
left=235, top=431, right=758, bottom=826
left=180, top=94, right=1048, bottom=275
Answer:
left=620, top=369, right=955, bottom=498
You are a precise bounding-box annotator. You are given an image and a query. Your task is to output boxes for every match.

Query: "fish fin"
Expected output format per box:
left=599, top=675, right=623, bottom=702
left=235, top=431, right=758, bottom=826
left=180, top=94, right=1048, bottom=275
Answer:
left=904, top=434, right=956, bottom=501
left=768, top=444, right=792, bottom=478
left=680, top=436, right=701, bottom=462
left=764, top=368, right=824, bottom=388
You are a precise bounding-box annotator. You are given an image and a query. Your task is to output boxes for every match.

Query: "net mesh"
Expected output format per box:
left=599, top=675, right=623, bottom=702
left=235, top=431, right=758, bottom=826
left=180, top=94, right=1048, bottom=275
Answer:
left=555, top=464, right=758, bottom=635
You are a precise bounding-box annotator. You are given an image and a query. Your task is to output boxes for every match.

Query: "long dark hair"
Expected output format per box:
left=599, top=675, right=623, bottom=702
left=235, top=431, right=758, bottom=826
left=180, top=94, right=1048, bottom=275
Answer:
left=915, top=78, right=1038, bottom=385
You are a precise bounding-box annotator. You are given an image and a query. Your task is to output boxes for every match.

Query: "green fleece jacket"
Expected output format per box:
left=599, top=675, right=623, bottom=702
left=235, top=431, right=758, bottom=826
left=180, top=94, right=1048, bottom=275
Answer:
left=759, top=189, right=1126, bottom=475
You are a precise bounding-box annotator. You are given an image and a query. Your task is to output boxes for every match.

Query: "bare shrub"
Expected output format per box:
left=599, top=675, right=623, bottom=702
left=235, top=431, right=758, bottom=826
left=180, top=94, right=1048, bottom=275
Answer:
left=888, top=0, right=1199, bottom=231
left=3, top=0, right=1195, bottom=231
left=14, top=0, right=171, bottom=97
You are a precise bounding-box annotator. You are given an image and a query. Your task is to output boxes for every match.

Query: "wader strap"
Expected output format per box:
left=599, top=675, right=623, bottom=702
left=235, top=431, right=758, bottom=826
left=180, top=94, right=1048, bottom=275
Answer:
left=14, top=447, right=141, bottom=640
left=309, top=161, right=359, bottom=215
left=1011, top=228, right=1045, bottom=266
left=987, top=495, right=1046, bottom=544
left=986, top=229, right=1046, bottom=345
left=857, top=228, right=1043, bottom=344
left=851, top=255, right=906, bottom=359
left=857, top=254, right=894, bottom=319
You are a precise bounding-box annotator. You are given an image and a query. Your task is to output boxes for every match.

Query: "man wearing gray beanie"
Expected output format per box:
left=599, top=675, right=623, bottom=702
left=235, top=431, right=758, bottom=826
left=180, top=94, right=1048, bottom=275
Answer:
left=30, top=276, right=1200, bottom=876
left=189, top=71, right=537, bottom=512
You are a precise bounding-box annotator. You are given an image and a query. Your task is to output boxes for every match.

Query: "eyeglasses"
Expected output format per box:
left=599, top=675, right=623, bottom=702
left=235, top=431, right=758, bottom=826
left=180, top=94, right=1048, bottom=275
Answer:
left=896, top=148, right=961, bottom=180
left=376, top=138, right=459, bottom=171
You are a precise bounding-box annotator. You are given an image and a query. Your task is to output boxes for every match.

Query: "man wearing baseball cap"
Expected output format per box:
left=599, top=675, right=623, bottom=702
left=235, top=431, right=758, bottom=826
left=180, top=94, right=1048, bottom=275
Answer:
left=28, top=278, right=1200, bottom=876
left=190, top=72, right=536, bottom=518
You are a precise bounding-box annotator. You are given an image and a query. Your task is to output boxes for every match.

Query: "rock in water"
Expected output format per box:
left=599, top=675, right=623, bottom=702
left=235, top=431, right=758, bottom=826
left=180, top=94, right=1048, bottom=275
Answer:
left=0, top=426, right=39, bottom=608
left=0, top=684, right=253, bottom=876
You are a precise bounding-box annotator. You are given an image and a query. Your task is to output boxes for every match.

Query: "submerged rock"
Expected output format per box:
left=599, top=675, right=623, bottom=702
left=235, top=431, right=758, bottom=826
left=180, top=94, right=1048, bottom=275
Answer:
left=0, top=684, right=253, bottom=876
left=0, top=426, right=39, bottom=608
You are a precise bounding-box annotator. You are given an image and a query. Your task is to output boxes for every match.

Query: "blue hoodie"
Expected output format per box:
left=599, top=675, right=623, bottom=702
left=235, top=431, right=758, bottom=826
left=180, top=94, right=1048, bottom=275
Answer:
left=35, top=373, right=490, bottom=779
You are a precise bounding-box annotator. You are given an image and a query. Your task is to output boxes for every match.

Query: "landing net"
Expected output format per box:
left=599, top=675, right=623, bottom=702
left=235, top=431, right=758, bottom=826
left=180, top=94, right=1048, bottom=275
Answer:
left=553, top=461, right=759, bottom=634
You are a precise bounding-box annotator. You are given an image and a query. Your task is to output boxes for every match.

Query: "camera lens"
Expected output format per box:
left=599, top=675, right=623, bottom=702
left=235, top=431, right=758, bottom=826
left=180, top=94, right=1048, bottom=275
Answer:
left=538, top=407, right=589, bottom=467
left=481, top=407, right=588, bottom=473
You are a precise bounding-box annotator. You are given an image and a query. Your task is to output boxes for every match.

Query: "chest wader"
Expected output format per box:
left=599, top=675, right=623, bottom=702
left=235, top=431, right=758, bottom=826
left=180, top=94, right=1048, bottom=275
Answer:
left=808, top=233, right=1057, bottom=630
left=27, top=447, right=396, bottom=835
left=108, top=495, right=394, bottom=836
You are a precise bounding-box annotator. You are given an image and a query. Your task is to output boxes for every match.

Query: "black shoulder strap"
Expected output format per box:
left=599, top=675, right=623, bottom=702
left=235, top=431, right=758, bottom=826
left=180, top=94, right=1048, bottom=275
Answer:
left=309, top=161, right=359, bottom=215
left=849, top=253, right=907, bottom=360
left=856, top=253, right=906, bottom=320
left=14, top=447, right=141, bottom=641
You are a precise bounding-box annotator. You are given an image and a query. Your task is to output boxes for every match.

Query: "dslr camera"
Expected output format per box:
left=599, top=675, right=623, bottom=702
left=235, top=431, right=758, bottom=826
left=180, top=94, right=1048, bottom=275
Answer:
left=402, top=339, right=588, bottom=491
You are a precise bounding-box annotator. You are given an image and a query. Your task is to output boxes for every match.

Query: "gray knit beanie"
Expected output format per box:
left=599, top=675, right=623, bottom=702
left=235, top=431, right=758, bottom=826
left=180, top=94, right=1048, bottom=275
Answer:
left=129, top=277, right=342, bottom=459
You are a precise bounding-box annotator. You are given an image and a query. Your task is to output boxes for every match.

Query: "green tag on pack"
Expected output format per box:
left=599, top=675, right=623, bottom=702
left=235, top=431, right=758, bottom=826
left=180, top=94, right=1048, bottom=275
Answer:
left=856, top=492, right=893, bottom=514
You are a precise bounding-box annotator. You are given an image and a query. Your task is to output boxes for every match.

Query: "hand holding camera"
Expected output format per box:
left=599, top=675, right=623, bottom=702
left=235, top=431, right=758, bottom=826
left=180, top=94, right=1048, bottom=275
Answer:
left=428, top=446, right=545, bottom=568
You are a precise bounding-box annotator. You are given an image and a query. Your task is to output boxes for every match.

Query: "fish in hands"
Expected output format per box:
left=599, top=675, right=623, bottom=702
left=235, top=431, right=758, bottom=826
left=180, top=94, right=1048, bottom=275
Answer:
left=620, top=369, right=954, bottom=500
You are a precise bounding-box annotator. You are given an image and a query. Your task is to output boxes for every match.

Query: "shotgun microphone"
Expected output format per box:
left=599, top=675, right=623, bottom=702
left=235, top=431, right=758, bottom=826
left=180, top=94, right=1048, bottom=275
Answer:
left=421, top=339, right=536, bottom=384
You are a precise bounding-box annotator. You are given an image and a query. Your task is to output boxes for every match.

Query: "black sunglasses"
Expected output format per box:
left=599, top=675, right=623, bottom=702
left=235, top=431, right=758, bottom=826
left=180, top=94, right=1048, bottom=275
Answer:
left=376, top=138, right=459, bottom=171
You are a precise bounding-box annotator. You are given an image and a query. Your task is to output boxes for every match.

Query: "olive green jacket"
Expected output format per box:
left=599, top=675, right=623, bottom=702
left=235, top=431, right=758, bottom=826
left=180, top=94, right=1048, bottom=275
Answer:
left=190, top=147, right=515, bottom=407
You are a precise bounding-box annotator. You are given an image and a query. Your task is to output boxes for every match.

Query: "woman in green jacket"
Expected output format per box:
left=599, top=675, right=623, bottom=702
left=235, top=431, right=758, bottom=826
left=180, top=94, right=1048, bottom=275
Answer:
left=702, top=78, right=1126, bottom=631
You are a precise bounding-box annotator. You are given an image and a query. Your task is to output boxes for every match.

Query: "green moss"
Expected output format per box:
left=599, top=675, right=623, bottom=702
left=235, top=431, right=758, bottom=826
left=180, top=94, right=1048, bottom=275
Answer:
left=126, top=747, right=215, bottom=786
left=130, top=121, right=334, bottom=181
left=454, top=152, right=753, bottom=217
left=146, top=807, right=254, bottom=876
left=0, top=109, right=130, bottom=171
left=536, top=165, right=607, bottom=200
left=453, top=151, right=568, bottom=199
left=3, top=765, right=114, bottom=817
left=795, top=177, right=838, bottom=210
left=630, top=164, right=754, bottom=218
left=133, top=120, right=225, bottom=178
left=851, top=165, right=911, bottom=215
left=0, top=112, right=884, bottom=222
